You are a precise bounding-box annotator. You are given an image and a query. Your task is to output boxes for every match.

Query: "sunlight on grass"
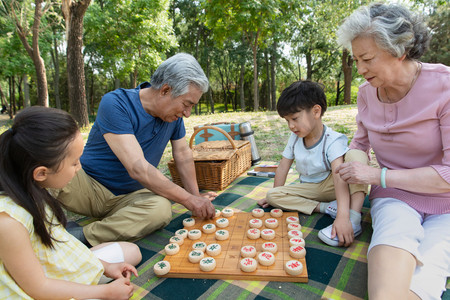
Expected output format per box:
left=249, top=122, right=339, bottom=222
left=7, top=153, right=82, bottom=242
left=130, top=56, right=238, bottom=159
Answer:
left=159, top=105, right=358, bottom=176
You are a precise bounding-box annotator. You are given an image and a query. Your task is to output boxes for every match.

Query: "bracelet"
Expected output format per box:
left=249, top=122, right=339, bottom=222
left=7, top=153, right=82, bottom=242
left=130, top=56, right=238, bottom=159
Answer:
left=380, top=167, right=387, bottom=188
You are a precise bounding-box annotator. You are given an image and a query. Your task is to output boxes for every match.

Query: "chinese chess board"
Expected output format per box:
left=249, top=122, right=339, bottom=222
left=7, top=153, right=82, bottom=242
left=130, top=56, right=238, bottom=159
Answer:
left=160, top=211, right=308, bottom=282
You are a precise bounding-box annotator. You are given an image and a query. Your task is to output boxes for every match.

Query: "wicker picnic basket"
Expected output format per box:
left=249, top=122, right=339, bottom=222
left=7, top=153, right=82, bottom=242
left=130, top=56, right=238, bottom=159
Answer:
left=168, top=126, right=252, bottom=191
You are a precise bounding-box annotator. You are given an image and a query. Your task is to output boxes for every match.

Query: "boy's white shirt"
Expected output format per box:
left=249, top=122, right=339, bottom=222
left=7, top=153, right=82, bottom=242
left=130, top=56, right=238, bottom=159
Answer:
left=282, top=125, right=349, bottom=183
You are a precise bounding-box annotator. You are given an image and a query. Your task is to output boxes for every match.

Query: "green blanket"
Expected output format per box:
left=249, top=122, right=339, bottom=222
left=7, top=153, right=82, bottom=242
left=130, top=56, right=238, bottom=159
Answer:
left=80, top=171, right=450, bottom=299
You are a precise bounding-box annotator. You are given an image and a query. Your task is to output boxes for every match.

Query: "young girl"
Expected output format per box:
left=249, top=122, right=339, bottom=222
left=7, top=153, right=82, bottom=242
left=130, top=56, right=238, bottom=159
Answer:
left=0, top=106, right=142, bottom=300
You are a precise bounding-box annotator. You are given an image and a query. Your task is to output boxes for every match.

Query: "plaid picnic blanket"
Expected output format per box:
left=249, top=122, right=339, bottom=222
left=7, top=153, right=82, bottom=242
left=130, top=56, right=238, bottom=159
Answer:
left=79, top=169, right=450, bottom=299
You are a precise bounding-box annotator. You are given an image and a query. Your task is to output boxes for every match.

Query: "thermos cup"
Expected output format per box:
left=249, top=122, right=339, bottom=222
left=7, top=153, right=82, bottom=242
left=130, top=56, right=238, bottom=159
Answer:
left=239, top=122, right=261, bottom=165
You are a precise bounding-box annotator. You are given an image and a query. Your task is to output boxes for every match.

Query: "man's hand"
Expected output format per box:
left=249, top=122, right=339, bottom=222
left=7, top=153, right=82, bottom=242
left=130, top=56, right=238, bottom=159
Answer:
left=184, top=194, right=216, bottom=219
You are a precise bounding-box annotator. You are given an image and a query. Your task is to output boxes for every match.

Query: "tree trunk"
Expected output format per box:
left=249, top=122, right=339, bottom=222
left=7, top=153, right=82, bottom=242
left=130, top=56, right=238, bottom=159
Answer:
left=239, top=35, right=246, bottom=112
left=51, top=34, right=61, bottom=109
left=90, top=71, right=95, bottom=115
left=64, top=0, right=91, bottom=127
left=32, top=0, right=48, bottom=106
left=23, top=75, right=30, bottom=108
left=0, top=84, right=7, bottom=107
left=217, top=65, right=228, bottom=112
left=17, top=76, right=23, bottom=109
left=252, top=42, right=259, bottom=111
left=306, top=50, right=312, bottom=80
left=9, top=76, right=15, bottom=118
left=335, top=73, right=341, bottom=106
left=264, top=48, right=270, bottom=111
left=342, top=49, right=353, bottom=105
left=270, top=40, right=277, bottom=111
left=13, top=0, right=49, bottom=106
left=206, top=51, right=214, bottom=114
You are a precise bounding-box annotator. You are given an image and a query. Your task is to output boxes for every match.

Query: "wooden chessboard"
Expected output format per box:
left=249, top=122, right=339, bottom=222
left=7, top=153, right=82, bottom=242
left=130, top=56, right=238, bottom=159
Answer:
left=160, top=211, right=308, bottom=282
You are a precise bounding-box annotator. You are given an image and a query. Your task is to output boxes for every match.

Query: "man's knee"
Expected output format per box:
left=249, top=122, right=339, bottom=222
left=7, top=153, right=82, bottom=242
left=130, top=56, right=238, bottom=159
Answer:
left=131, top=195, right=173, bottom=226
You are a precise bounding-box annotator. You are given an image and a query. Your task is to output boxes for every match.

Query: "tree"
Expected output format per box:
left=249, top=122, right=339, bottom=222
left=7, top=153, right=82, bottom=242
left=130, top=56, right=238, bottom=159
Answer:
left=0, top=8, right=34, bottom=113
left=1, top=0, right=51, bottom=106
left=171, top=0, right=214, bottom=114
left=421, top=1, right=450, bottom=66
left=62, top=0, right=91, bottom=127
left=204, top=0, right=282, bottom=111
left=84, top=0, right=177, bottom=90
left=341, top=49, right=353, bottom=104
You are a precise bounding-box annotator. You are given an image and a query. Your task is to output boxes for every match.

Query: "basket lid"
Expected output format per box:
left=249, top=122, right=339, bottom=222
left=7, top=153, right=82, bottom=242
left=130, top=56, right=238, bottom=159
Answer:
left=192, top=140, right=249, bottom=161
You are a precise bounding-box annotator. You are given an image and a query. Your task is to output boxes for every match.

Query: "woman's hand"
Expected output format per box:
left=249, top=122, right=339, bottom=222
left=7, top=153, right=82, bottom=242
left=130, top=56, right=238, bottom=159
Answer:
left=335, top=161, right=380, bottom=185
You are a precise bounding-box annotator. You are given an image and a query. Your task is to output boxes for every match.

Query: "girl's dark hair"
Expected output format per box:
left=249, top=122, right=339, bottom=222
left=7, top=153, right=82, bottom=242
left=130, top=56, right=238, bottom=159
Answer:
left=277, top=80, right=327, bottom=117
left=0, top=106, right=79, bottom=248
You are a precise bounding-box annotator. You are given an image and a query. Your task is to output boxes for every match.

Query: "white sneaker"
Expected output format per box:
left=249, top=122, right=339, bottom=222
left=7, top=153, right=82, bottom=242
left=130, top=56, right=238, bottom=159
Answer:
left=318, top=222, right=362, bottom=247
left=324, top=200, right=338, bottom=219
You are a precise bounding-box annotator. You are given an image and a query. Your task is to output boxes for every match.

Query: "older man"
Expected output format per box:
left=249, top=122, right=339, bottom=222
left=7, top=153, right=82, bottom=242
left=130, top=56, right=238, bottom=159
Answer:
left=58, top=53, right=216, bottom=246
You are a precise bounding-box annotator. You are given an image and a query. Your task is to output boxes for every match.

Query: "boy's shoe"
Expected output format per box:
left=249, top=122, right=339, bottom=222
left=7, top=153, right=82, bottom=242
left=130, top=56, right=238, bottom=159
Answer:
left=324, top=200, right=338, bottom=219
left=318, top=222, right=362, bottom=247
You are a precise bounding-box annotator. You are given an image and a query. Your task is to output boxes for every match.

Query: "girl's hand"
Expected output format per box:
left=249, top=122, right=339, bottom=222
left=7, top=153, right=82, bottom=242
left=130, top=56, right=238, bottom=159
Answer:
left=105, top=276, right=134, bottom=300
left=104, top=262, right=138, bottom=280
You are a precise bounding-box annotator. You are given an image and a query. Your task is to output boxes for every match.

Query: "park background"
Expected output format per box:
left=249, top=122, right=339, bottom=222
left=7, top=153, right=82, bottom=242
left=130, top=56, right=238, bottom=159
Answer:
left=0, top=0, right=448, bottom=127
left=1, top=2, right=449, bottom=298
left=1, top=0, right=448, bottom=175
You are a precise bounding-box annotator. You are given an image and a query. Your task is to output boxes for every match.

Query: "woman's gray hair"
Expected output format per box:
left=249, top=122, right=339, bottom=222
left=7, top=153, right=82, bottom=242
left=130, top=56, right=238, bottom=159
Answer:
left=150, top=53, right=209, bottom=97
left=337, top=2, right=430, bottom=60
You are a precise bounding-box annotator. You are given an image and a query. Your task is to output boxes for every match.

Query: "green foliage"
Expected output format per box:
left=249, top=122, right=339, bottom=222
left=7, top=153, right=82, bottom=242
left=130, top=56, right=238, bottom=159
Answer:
left=421, top=1, right=450, bottom=65
left=0, top=0, right=448, bottom=116
left=83, top=0, right=178, bottom=84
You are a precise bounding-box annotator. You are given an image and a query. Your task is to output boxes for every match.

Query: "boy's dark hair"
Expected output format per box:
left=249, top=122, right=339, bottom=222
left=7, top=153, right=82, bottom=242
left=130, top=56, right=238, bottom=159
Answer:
left=0, top=106, right=79, bottom=248
left=277, top=80, right=327, bottom=117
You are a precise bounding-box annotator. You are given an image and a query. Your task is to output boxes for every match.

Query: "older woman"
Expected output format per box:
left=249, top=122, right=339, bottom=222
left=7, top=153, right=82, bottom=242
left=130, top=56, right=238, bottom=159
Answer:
left=335, top=3, right=450, bottom=300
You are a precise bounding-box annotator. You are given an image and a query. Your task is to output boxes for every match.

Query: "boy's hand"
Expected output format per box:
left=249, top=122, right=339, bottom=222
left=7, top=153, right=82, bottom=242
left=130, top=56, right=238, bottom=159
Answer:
left=257, top=198, right=270, bottom=208
left=332, top=217, right=354, bottom=247
left=201, top=191, right=218, bottom=201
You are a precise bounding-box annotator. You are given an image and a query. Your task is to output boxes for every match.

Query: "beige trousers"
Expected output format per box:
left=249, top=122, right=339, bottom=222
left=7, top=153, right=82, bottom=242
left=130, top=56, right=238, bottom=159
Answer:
left=266, top=149, right=369, bottom=215
left=56, top=169, right=173, bottom=246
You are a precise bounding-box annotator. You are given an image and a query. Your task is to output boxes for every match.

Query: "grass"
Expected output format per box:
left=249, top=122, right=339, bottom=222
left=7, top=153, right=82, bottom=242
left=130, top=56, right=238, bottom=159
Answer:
left=0, top=104, right=360, bottom=177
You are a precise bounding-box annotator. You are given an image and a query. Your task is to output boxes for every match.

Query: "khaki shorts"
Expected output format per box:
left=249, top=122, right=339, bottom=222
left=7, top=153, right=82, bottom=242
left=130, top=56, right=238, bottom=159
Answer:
left=55, top=169, right=173, bottom=245
left=266, top=149, right=369, bottom=214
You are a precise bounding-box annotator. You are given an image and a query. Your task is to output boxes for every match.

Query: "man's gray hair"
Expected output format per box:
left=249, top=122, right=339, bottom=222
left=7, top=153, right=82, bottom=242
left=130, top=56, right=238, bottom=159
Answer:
left=150, top=53, right=209, bottom=97
left=337, top=3, right=430, bottom=60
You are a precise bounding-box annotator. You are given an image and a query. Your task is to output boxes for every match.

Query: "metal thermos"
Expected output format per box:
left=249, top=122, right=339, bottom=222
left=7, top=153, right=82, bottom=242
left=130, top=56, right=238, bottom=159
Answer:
left=239, top=122, right=261, bottom=165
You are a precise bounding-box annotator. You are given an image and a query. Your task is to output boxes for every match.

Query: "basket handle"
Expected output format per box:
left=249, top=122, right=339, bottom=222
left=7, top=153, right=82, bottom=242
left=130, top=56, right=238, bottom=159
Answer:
left=189, top=125, right=238, bottom=150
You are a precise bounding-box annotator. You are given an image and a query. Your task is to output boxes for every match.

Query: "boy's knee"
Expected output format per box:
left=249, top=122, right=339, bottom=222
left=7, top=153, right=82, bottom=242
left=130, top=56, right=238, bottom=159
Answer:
left=266, top=188, right=280, bottom=205
left=344, top=149, right=369, bottom=165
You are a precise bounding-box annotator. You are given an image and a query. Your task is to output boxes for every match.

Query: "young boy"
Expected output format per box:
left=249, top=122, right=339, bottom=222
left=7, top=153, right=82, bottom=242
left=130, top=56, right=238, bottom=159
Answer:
left=258, top=80, right=369, bottom=247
